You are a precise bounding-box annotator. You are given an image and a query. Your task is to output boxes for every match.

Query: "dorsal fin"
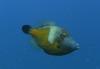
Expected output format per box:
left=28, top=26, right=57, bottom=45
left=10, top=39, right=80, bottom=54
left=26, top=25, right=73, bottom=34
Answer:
left=37, top=20, right=56, bottom=28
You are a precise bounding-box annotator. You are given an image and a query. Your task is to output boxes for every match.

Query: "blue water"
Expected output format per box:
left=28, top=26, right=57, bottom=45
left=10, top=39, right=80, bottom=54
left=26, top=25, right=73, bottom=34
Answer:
left=0, top=0, right=100, bottom=69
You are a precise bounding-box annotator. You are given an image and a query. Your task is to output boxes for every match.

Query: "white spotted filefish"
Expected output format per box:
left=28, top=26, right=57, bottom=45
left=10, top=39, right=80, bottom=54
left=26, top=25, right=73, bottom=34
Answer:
left=22, top=21, right=79, bottom=56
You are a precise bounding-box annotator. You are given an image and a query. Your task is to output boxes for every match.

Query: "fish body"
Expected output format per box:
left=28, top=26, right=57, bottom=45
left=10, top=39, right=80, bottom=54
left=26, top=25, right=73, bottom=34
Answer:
left=22, top=22, right=79, bottom=56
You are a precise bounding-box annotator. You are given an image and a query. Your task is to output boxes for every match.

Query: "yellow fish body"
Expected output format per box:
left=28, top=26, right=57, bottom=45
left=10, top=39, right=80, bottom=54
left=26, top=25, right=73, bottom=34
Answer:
left=22, top=22, right=79, bottom=56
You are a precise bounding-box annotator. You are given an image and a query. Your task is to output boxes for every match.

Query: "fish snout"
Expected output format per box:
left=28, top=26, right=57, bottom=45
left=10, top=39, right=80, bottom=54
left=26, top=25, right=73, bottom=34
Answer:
left=68, top=38, right=79, bottom=50
left=62, top=37, right=80, bottom=50
left=73, top=42, right=80, bottom=50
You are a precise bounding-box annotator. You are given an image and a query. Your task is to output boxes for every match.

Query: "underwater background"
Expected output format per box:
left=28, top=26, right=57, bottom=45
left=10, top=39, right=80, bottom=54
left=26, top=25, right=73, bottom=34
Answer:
left=0, top=0, right=100, bottom=69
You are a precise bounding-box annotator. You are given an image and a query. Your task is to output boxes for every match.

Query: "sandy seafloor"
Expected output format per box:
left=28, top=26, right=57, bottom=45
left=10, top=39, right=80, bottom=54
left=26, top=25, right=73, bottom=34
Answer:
left=0, top=0, right=100, bottom=69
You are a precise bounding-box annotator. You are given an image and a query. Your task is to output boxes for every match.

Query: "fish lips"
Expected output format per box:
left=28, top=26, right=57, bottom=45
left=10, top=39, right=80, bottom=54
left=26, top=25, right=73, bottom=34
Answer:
left=61, top=37, right=80, bottom=52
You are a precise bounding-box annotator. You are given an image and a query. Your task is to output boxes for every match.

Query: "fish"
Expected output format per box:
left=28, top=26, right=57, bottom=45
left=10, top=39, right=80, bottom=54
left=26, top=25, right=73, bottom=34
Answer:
left=22, top=21, right=79, bottom=56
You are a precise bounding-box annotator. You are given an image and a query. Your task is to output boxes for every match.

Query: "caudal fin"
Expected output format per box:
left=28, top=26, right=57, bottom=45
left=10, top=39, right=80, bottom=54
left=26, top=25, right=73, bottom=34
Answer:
left=22, top=25, right=31, bottom=34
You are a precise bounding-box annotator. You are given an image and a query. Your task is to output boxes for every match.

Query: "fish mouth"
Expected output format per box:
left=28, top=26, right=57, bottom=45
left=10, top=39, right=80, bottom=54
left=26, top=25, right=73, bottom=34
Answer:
left=22, top=25, right=32, bottom=34
left=61, top=37, right=80, bottom=51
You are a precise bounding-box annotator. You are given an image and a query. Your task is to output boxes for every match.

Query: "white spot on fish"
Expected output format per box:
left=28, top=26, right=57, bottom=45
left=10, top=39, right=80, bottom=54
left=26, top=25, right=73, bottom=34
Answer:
left=48, top=26, right=62, bottom=44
